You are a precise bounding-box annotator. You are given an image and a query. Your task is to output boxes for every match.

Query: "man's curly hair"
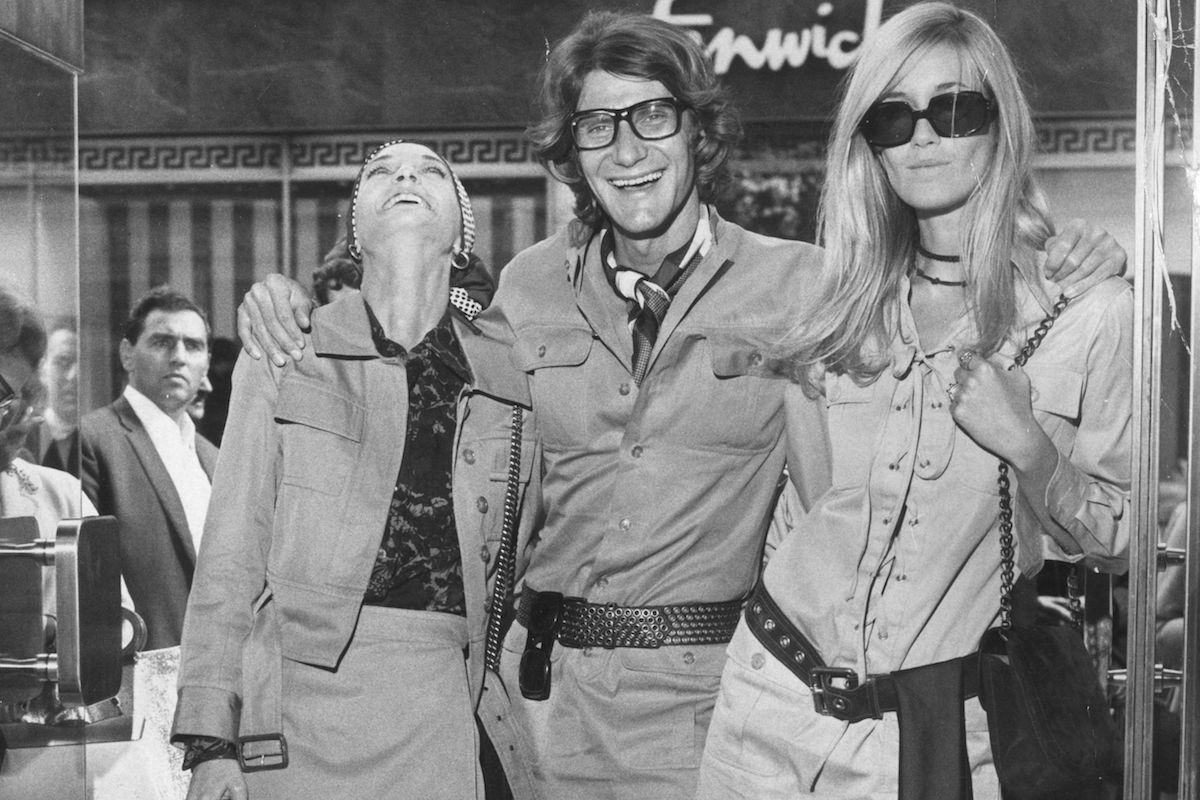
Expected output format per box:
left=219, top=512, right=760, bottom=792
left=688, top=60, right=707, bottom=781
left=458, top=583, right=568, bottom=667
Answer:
left=527, top=12, right=742, bottom=231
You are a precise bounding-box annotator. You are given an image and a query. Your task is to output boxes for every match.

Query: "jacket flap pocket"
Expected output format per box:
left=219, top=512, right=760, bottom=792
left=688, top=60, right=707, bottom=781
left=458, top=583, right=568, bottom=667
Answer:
left=1025, top=364, right=1083, bottom=419
left=275, top=377, right=365, bottom=442
left=707, top=330, right=789, bottom=379
left=512, top=326, right=594, bottom=370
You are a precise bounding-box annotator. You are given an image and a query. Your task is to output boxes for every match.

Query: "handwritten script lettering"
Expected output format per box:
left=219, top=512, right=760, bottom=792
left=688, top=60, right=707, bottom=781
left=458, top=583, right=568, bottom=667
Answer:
left=653, top=0, right=883, bottom=74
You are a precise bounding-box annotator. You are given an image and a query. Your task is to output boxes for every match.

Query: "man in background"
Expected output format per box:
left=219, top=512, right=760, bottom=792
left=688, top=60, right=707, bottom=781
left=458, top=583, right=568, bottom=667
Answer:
left=81, top=286, right=216, bottom=650
left=30, top=325, right=80, bottom=477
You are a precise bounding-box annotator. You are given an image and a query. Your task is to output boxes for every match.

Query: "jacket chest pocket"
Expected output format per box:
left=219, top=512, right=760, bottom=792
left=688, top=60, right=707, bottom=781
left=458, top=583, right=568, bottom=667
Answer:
left=512, top=325, right=596, bottom=449
left=686, top=331, right=788, bottom=453
left=275, top=377, right=365, bottom=497
left=950, top=364, right=1084, bottom=495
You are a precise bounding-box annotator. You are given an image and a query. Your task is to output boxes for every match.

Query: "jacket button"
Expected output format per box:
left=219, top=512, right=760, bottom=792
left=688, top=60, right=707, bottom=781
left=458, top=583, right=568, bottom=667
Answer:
left=537, top=344, right=547, bottom=357
left=618, top=382, right=631, bottom=396
left=618, top=518, right=631, bottom=531
left=462, top=448, right=476, bottom=465
left=476, top=497, right=489, bottom=514
left=682, top=651, right=695, bottom=665
left=631, top=445, right=643, bottom=458
left=751, top=653, right=765, bottom=670
left=480, top=544, right=490, bottom=562
left=749, top=351, right=763, bottom=366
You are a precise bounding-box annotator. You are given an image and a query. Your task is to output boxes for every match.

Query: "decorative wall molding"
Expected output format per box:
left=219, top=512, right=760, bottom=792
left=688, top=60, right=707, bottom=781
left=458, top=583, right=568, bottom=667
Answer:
left=0, top=117, right=1186, bottom=186
left=67, top=131, right=543, bottom=185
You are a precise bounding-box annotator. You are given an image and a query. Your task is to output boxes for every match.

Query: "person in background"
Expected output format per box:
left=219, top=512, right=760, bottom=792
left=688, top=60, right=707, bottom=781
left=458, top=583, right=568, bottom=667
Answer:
left=235, top=12, right=1126, bottom=799
left=185, top=375, right=212, bottom=424
left=0, top=284, right=137, bottom=748
left=311, top=234, right=361, bottom=307
left=697, top=5, right=1132, bottom=797
left=28, top=325, right=80, bottom=478
left=172, top=140, right=532, bottom=800
left=193, top=337, right=238, bottom=447
left=81, top=287, right=216, bottom=651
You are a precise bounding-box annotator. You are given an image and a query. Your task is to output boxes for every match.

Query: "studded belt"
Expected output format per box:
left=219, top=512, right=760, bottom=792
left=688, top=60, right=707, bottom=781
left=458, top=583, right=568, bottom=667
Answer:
left=745, top=583, right=978, bottom=723
left=517, top=589, right=743, bottom=649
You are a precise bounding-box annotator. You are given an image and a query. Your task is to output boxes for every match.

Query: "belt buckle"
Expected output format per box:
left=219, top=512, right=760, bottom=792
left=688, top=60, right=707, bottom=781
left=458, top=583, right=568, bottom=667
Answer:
left=810, top=666, right=858, bottom=719
left=237, top=733, right=288, bottom=772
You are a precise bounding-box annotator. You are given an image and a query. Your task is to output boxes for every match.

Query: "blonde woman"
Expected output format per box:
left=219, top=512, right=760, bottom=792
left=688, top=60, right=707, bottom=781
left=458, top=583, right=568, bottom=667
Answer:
left=698, top=4, right=1131, bottom=798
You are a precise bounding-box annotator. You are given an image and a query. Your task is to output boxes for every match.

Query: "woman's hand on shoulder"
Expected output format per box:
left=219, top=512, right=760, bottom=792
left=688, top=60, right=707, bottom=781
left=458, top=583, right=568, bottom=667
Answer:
left=237, top=273, right=315, bottom=367
left=948, top=350, right=1054, bottom=470
left=186, top=758, right=248, bottom=800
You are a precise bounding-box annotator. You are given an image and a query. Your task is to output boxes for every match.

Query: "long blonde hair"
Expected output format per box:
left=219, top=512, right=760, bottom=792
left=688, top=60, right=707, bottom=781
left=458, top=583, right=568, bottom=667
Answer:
left=781, top=2, right=1054, bottom=392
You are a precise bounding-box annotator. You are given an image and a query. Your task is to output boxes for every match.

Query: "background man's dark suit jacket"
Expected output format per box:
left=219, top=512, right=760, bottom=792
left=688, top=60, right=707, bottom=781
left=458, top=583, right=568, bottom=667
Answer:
left=81, top=395, right=218, bottom=650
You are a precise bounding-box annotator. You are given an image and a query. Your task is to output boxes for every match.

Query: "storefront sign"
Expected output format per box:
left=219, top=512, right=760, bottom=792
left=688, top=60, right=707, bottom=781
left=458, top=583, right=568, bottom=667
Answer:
left=646, top=0, right=883, bottom=118
left=653, top=0, right=882, bottom=73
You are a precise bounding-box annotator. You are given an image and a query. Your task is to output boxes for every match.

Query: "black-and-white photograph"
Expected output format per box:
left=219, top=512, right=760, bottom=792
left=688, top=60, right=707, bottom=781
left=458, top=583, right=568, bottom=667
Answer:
left=0, top=2, right=1195, bottom=798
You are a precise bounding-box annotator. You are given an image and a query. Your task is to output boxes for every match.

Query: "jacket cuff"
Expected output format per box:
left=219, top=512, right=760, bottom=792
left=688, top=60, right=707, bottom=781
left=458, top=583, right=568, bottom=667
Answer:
left=171, top=685, right=241, bottom=743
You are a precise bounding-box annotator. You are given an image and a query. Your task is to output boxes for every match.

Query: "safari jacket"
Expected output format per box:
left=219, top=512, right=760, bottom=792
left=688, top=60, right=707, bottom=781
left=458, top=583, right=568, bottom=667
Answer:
left=172, top=294, right=535, bottom=744
left=474, top=211, right=833, bottom=800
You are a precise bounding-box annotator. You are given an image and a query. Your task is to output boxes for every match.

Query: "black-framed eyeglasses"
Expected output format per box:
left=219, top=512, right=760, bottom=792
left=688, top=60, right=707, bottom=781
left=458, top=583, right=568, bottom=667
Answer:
left=858, top=91, right=997, bottom=149
left=519, top=591, right=564, bottom=701
left=569, top=97, right=689, bottom=151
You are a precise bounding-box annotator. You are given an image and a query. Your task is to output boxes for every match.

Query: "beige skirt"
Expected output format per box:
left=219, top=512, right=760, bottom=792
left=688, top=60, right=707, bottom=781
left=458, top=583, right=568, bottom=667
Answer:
left=247, top=606, right=480, bottom=800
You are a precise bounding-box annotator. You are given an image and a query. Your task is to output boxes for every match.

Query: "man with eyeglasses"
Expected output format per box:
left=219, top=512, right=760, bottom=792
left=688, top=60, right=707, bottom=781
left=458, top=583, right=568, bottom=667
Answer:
left=237, top=12, right=1124, bottom=800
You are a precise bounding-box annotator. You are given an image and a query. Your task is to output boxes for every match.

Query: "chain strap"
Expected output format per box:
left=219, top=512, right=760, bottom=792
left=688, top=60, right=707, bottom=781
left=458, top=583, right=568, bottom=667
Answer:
left=997, top=294, right=1070, bottom=630
left=484, top=404, right=525, bottom=672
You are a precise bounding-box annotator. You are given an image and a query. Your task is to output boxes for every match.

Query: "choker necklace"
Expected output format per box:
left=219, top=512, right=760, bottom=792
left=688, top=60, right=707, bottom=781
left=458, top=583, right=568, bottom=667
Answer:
left=914, top=266, right=967, bottom=287
left=916, top=244, right=961, bottom=263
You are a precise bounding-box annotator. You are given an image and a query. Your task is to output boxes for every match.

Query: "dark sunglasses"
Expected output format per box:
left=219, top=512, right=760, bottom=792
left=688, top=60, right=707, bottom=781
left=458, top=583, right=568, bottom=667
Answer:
left=859, top=91, right=997, bottom=149
left=519, top=591, right=564, bottom=701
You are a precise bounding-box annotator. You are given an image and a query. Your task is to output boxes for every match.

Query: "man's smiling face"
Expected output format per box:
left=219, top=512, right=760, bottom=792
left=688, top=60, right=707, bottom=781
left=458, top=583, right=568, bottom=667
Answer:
left=575, top=71, right=700, bottom=250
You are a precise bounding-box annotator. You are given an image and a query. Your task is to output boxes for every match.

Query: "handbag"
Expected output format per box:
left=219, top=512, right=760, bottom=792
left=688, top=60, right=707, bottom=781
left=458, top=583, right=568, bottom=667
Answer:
left=976, top=295, right=1119, bottom=799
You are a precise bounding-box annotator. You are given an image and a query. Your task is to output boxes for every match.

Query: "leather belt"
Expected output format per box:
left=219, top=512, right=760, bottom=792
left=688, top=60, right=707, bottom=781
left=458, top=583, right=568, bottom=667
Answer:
left=746, top=583, right=979, bottom=723
left=517, top=589, right=742, bottom=649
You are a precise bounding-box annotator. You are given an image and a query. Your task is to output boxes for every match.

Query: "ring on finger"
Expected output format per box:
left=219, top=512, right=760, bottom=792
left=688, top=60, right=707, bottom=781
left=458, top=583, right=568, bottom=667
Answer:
left=946, top=381, right=961, bottom=403
left=957, top=349, right=977, bottom=369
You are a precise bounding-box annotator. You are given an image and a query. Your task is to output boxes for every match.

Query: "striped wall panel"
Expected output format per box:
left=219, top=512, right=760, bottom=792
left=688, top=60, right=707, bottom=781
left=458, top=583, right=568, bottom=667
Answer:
left=78, top=182, right=545, bottom=410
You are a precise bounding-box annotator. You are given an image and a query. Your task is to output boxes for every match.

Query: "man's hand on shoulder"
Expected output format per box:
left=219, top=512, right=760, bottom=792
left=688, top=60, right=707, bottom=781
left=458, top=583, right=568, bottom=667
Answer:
left=237, top=274, right=314, bottom=366
left=1042, top=218, right=1126, bottom=298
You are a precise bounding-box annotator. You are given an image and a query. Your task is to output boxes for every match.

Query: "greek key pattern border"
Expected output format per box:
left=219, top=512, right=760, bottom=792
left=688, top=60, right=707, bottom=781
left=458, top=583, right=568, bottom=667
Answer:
left=67, top=132, right=537, bottom=182
left=0, top=118, right=1184, bottom=181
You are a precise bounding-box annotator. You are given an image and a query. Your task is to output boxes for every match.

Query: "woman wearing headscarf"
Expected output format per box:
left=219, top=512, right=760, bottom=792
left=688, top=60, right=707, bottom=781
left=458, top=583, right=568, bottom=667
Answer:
left=698, top=4, right=1131, bottom=798
left=171, top=140, right=533, bottom=800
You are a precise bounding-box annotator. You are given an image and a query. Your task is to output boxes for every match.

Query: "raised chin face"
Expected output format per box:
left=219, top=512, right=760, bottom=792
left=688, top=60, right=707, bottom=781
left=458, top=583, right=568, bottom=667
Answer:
left=877, top=44, right=996, bottom=220
left=355, top=143, right=460, bottom=254
left=575, top=71, right=701, bottom=243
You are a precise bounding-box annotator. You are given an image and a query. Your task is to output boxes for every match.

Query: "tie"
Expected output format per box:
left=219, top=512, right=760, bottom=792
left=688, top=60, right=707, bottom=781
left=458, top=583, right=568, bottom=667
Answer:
left=613, top=246, right=705, bottom=385
left=629, top=279, right=669, bottom=384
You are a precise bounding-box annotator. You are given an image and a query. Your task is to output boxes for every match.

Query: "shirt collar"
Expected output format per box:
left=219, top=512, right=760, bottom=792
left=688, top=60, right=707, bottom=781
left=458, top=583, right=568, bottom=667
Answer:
left=363, top=301, right=472, bottom=383
left=123, top=384, right=196, bottom=447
